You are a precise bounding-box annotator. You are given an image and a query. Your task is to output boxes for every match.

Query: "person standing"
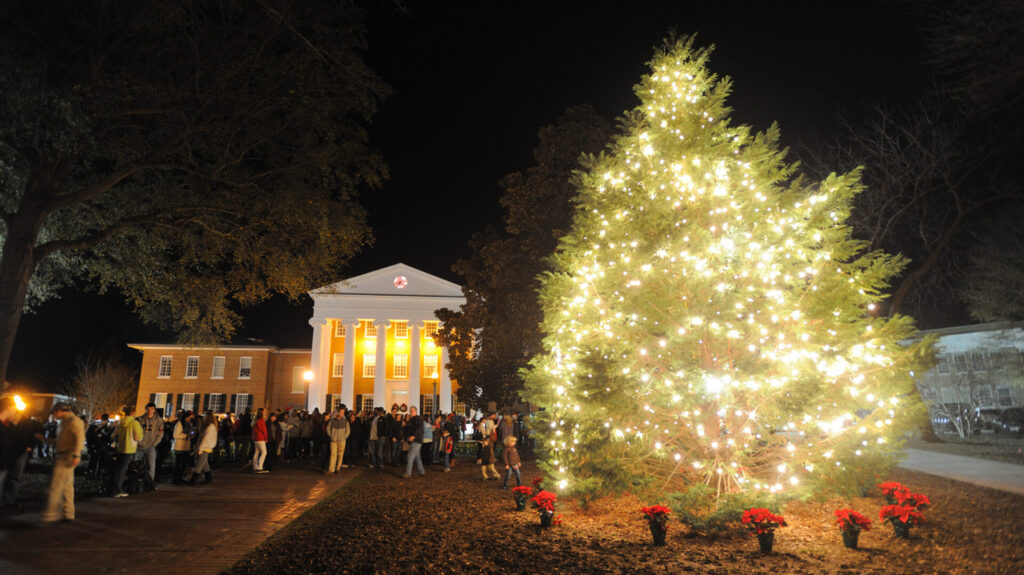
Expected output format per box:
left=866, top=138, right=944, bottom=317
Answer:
left=387, top=405, right=402, bottom=466
left=4, top=412, right=39, bottom=506
left=326, top=406, right=350, bottom=474
left=137, top=402, right=164, bottom=484
left=251, top=408, right=269, bottom=473
left=113, top=406, right=143, bottom=498
left=0, top=397, right=16, bottom=505
left=187, top=412, right=217, bottom=485
left=500, top=435, right=522, bottom=489
left=367, top=407, right=384, bottom=469
left=171, top=411, right=194, bottom=484
left=42, top=402, right=85, bottom=523
left=403, top=406, right=425, bottom=478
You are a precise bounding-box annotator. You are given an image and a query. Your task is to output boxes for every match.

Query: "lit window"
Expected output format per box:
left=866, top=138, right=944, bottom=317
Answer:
left=394, top=354, right=408, bottom=378
left=364, top=321, right=377, bottom=338
left=185, top=356, right=199, bottom=379
left=212, top=356, right=225, bottom=379
left=453, top=400, right=467, bottom=415
left=363, top=354, right=376, bottom=378
left=424, top=321, right=439, bottom=338
left=334, top=321, right=346, bottom=337
left=421, top=394, right=434, bottom=416
left=157, top=356, right=172, bottom=378
left=181, top=393, right=196, bottom=411
left=292, top=367, right=306, bottom=394
left=358, top=394, right=374, bottom=412
left=332, top=353, right=344, bottom=377
left=208, top=393, right=225, bottom=413
left=423, top=354, right=439, bottom=378
left=239, top=356, right=253, bottom=379
left=394, top=320, right=408, bottom=338
left=234, top=394, right=251, bottom=413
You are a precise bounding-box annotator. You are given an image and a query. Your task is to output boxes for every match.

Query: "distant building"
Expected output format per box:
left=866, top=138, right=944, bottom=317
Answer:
left=913, top=322, right=1024, bottom=433
left=130, top=263, right=467, bottom=416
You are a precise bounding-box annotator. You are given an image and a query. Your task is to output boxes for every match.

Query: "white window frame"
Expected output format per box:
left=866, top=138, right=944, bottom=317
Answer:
left=212, top=356, right=225, bottom=379
left=941, top=386, right=958, bottom=404
left=423, top=354, right=439, bottom=378
left=153, top=393, right=169, bottom=416
left=331, top=395, right=344, bottom=412
left=185, top=356, right=199, bottom=379
left=180, top=393, right=196, bottom=411
left=238, top=356, right=253, bottom=379
left=364, top=321, right=377, bottom=338
left=394, top=320, right=408, bottom=338
left=424, top=321, right=439, bottom=338
left=292, top=367, right=306, bottom=394
left=332, top=353, right=344, bottom=378
left=363, top=354, right=376, bottom=378
left=393, top=354, right=408, bottom=379
left=997, top=386, right=1014, bottom=407
left=935, top=355, right=950, bottom=375
left=976, top=385, right=994, bottom=406
left=953, top=354, right=968, bottom=373
left=208, top=393, right=225, bottom=414
left=233, top=394, right=251, bottom=413
left=157, top=356, right=172, bottom=378
left=334, top=321, right=346, bottom=337
left=969, top=352, right=987, bottom=372
left=421, top=394, right=434, bottom=416
left=360, top=394, right=374, bottom=412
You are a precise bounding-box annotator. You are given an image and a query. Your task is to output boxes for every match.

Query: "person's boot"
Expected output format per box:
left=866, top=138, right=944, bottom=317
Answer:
left=200, top=472, right=212, bottom=484
left=187, top=470, right=198, bottom=485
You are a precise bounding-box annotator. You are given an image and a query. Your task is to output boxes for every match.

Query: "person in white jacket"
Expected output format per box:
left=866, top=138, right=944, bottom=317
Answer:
left=186, top=412, right=218, bottom=485
left=171, top=411, right=194, bottom=484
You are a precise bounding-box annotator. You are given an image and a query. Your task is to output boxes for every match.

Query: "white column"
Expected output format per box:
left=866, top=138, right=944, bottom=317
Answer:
left=341, top=320, right=358, bottom=411
left=440, top=344, right=452, bottom=413
left=307, top=318, right=330, bottom=412
left=409, top=322, right=421, bottom=411
left=373, top=319, right=388, bottom=411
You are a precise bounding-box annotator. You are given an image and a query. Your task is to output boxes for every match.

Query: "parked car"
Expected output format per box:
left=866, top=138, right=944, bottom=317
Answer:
left=996, top=407, right=1024, bottom=434
left=970, top=408, right=1002, bottom=432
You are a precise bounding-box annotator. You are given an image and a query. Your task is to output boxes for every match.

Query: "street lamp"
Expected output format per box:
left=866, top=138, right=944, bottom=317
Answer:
left=303, top=369, right=314, bottom=410
left=432, top=371, right=439, bottom=417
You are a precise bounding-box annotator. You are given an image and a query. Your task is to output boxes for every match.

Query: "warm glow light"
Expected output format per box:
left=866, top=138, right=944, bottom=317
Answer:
left=13, top=394, right=26, bottom=411
left=302, top=370, right=314, bottom=382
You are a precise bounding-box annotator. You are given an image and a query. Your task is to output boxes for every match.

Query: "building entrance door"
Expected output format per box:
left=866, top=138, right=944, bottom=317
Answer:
left=386, top=380, right=409, bottom=413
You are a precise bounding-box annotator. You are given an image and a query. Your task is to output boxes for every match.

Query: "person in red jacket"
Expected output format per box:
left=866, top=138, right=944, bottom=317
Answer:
left=251, top=408, right=269, bottom=474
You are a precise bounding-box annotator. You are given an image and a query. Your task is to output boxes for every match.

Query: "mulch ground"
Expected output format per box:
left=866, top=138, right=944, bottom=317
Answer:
left=228, top=456, right=1024, bottom=574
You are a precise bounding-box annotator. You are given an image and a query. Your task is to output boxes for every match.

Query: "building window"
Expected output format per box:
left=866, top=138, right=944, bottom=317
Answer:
left=977, top=386, right=994, bottom=406
left=423, top=354, right=439, bottom=378
left=424, top=321, right=438, bottom=338
left=357, top=394, right=374, bottom=413
left=393, top=354, right=408, bottom=379
left=292, top=367, right=306, bottom=394
left=363, top=354, right=376, bottom=378
left=941, top=386, right=957, bottom=404
left=331, top=395, right=344, bottom=412
left=935, top=356, right=950, bottom=375
left=332, top=353, right=344, bottom=378
left=334, top=321, right=346, bottom=337
left=153, top=393, right=169, bottom=416
left=969, top=352, right=987, bottom=372
left=953, top=354, right=968, bottom=374
left=997, top=386, right=1014, bottom=407
left=212, top=356, right=225, bottom=379
left=394, top=320, right=408, bottom=338
left=364, top=321, right=377, bottom=338
left=157, top=356, right=172, bottom=378
left=421, top=394, right=434, bottom=416
left=208, top=393, right=225, bottom=413
left=918, top=386, right=937, bottom=401
left=185, top=356, right=199, bottom=379
left=238, top=356, right=252, bottom=379
left=234, top=394, right=251, bottom=413
left=453, top=399, right=466, bottom=415
left=181, top=393, right=196, bottom=411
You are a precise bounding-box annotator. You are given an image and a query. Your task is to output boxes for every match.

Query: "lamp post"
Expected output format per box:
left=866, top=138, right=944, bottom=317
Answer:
left=303, top=369, right=314, bottom=410
left=432, top=371, right=439, bottom=417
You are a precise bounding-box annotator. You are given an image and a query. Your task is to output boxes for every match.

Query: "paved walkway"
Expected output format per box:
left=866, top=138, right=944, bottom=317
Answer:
left=0, top=461, right=360, bottom=575
left=898, top=448, right=1024, bottom=495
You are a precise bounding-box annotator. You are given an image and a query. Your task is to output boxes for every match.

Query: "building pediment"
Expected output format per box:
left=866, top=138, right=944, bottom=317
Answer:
left=311, top=263, right=463, bottom=299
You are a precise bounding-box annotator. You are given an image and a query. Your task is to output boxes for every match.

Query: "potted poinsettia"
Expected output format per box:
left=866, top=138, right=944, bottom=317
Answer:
left=640, top=505, right=671, bottom=545
left=530, top=490, right=559, bottom=528
left=879, top=504, right=925, bottom=538
left=741, top=508, right=787, bottom=553
left=834, top=508, right=872, bottom=549
left=512, top=486, right=534, bottom=511
left=878, top=481, right=909, bottom=504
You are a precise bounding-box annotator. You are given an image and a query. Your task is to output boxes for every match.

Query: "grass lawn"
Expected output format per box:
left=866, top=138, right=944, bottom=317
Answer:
left=226, top=456, right=1024, bottom=574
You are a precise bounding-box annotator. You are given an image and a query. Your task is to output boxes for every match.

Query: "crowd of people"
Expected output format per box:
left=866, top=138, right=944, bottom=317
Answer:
left=0, top=395, right=532, bottom=523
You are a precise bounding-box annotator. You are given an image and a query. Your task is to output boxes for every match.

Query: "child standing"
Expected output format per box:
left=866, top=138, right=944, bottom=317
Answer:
left=441, top=429, right=454, bottom=472
left=501, top=435, right=522, bottom=489
left=480, top=436, right=500, bottom=480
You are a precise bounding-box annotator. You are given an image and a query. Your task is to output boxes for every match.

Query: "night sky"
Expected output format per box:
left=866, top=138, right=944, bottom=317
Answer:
left=8, top=1, right=929, bottom=390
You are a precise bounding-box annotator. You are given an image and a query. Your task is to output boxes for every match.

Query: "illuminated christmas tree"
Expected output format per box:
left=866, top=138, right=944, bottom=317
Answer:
left=524, top=37, right=930, bottom=511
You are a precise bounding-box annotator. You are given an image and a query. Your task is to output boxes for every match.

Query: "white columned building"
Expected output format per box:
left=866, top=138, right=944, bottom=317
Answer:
left=307, top=263, right=466, bottom=415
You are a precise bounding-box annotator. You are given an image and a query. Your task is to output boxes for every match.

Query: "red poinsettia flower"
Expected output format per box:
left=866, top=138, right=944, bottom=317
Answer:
left=530, top=490, right=558, bottom=513
left=641, top=505, right=672, bottom=519
left=512, top=485, right=534, bottom=497
left=834, top=508, right=873, bottom=532
left=741, top=508, right=787, bottom=535
left=895, top=490, right=931, bottom=510
left=879, top=504, right=926, bottom=526
left=878, top=481, right=910, bottom=498
left=552, top=514, right=563, bottom=526
left=532, top=477, right=544, bottom=487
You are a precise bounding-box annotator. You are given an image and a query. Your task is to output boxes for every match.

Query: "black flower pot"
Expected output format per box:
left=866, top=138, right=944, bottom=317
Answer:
left=540, top=513, right=553, bottom=528
left=892, top=520, right=911, bottom=539
left=649, top=523, right=667, bottom=545
left=842, top=529, right=860, bottom=549
left=515, top=498, right=526, bottom=511
left=757, top=531, right=775, bottom=554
